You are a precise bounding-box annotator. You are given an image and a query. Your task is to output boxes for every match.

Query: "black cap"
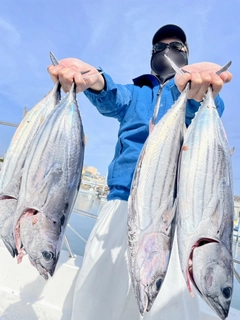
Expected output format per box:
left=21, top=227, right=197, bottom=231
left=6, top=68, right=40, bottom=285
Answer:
left=152, top=24, right=187, bottom=45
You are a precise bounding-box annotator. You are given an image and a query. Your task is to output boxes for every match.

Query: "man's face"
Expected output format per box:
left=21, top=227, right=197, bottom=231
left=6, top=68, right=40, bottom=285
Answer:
left=150, top=36, right=188, bottom=81
left=159, top=36, right=182, bottom=44
left=152, top=37, right=188, bottom=54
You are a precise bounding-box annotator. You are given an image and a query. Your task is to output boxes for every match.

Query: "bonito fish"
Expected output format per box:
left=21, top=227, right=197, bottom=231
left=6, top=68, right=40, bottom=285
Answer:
left=13, top=83, right=85, bottom=279
left=127, top=83, right=189, bottom=315
left=0, top=82, right=61, bottom=257
left=177, top=87, right=234, bottom=319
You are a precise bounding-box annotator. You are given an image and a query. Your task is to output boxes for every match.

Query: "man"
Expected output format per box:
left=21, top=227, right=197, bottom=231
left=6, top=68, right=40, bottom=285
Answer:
left=48, top=25, right=232, bottom=320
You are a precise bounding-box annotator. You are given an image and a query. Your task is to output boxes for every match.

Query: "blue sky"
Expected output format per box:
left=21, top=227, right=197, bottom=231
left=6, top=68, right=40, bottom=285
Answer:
left=0, top=0, right=239, bottom=195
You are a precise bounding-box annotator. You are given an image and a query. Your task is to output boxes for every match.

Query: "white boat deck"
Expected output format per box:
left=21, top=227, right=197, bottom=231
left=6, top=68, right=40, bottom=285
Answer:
left=0, top=240, right=240, bottom=319
left=0, top=241, right=83, bottom=319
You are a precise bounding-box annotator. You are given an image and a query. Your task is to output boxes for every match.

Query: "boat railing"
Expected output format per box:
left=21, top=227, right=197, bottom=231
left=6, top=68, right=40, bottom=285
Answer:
left=64, top=236, right=75, bottom=258
left=73, top=207, right=98, bottom=220
left=63, top=207, right=97, bottom=258
left=64, top=207, right=240, bottom=268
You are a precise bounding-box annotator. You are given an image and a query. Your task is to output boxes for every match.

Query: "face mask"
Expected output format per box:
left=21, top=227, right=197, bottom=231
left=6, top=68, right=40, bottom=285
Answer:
left=150, top=48, right=188, bottom=82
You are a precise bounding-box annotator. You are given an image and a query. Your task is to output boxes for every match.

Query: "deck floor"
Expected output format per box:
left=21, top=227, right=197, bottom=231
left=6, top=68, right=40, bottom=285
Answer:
left=0, top=290, right=69, bottom=320
left=0, top=241, right=83, bottom=320
left=0, top=240, right=240, bottom=319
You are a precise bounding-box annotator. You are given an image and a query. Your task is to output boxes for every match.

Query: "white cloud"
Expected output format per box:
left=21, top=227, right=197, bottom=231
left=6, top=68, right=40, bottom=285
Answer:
left=0, top=17, right=21, bottom=46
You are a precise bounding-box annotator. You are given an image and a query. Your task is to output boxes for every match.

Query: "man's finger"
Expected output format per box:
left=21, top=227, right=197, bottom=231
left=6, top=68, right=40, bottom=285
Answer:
left=175, top=73, right=191, bottom=92
left=219, top=71, right=233, bottom=84
left=210, top=73, right=224, bottom=98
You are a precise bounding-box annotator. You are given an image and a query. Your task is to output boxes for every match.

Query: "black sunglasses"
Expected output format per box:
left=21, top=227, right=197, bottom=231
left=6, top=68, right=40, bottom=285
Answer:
left=152, top=41, right=187, bottom=54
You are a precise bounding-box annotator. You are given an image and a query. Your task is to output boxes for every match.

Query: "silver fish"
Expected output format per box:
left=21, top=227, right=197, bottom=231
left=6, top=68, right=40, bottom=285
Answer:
left=0, top=82, right=61, bottom=256
left=0, top=199, right=17, bottom=256
left=127, top=83, right=189, bottom=315
left=13, top=83, right=85, bottom=279
left=177, top=87, right=234, bottom=319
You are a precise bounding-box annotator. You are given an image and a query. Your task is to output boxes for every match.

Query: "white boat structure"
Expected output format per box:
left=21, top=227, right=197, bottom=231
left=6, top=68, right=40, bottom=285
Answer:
left=0, top=206, right=240, bottom=320
left=0, top=239, right=82, bottom=319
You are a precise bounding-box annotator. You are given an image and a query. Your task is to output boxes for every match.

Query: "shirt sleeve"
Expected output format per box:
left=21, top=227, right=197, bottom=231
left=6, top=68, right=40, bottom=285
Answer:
left=84, top=72, right=133, bottom=122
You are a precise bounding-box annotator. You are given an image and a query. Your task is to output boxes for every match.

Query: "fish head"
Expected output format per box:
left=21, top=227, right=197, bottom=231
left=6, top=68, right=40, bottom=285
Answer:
left=134, top=232, right=171, bottom=315
left=0, top=197, right=18, bottom=257
left=1, top=214, right=18, bottom=257
left=19, top=210, right=62, bottom=279
left=135, top=254, right=166, bottom=315
left=191, top=240, right=233, bottom=319
left=28, top=250, right=60, bottom=280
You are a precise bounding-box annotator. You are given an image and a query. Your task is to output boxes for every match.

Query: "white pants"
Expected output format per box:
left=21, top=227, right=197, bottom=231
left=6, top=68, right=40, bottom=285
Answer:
left=71, top=200, right=200, bottom=320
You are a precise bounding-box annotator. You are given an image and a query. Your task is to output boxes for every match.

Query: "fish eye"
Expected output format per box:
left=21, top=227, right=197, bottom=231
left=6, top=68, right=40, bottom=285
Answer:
left=221, top=286, right=232, bottom=299
left=42, top=251, right=54, bottom=261
left=155, top=279, right=162, bottom=291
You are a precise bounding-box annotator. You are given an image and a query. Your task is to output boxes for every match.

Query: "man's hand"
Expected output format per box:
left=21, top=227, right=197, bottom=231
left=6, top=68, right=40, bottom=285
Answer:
left=47, top=58, right=105, bottom=93
left=175, top=62, right=232, bottom=101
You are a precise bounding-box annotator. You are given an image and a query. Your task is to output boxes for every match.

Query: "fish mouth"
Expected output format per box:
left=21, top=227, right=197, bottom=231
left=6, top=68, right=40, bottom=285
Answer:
left=137, top=283, right=149, bottom=316
left=207, top=296, right=229, bottom=319
left=29, top=257, right=50, bottom=280
left=29, top=253, right=59, bottom=280
left=137, top=278, right=163, bottom=315
left=188, top=238, right=219, bottom=294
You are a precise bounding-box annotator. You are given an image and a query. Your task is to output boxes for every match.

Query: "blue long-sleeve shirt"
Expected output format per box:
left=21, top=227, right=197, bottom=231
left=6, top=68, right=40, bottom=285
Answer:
left=84, top=72, right=224, bottom=201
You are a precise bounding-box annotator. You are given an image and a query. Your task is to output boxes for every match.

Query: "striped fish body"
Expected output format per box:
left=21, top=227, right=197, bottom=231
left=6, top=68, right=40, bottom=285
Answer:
left=0, top=82, right=61, bottom=196
left=14, top=83, right=85, bottom=279
left=127, top=84, right=189, bottom=315
left=178, top=87, right=234, bottom=319
left=0, top=82, right=61, bottom=257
